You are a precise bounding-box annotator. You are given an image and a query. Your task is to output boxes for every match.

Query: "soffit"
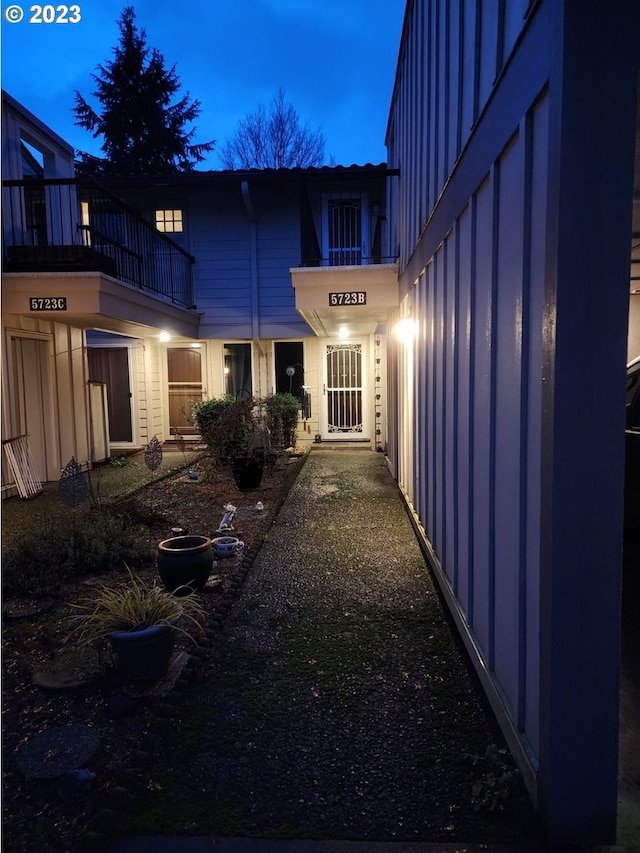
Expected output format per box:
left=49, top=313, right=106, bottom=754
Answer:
left=2, top=272, right=200, bottom=339
left=290, top=263, right=399, bottom=337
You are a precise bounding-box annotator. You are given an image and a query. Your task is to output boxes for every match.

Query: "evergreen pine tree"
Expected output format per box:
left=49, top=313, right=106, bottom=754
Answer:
left=74, top=7, right=214, bottom=174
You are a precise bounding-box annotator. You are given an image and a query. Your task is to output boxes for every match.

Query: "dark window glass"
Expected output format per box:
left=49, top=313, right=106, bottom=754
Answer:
left=275, top=342, right=304, bottom=402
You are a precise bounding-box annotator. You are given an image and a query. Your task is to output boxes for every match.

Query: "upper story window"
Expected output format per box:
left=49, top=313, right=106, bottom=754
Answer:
left=155, top=209, right=183, bottom=233
left=322, top=192, right=369, bottom=266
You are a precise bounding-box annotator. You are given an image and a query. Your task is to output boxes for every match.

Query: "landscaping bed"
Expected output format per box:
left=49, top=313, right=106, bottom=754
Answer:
left=1, top=451, right=304, bottom=852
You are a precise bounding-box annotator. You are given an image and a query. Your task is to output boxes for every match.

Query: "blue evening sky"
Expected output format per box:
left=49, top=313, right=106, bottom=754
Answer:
left=1, top=0, right=406, bottom=169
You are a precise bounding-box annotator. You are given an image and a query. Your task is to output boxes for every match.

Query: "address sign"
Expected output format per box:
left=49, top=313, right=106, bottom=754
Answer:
left=328, top=291, right=366, bottom=306
left=29, top=297, right=68, bottom=311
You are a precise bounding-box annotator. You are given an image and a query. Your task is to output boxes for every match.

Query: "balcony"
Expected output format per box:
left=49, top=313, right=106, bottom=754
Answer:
left=2, top=178, right=195, bottom=309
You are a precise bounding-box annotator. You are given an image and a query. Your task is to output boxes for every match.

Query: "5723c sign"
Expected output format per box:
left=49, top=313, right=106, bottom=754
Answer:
left=328, top=291, right=366, bottom=306
left=29, top=297, right=67, bottom=311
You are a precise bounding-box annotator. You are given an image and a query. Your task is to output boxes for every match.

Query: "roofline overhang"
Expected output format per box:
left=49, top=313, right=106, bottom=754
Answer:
left=2, top=271, right=201, bottom=339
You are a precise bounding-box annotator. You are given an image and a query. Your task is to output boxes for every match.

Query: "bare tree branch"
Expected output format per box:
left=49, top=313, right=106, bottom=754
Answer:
left=220, top=89, right=326, bottom=170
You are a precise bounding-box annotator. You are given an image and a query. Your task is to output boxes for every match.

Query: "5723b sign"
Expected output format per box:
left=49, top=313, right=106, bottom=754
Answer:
left=29, top=297, right=67, bottom=311
left=328, top=291, right=366, bottom=306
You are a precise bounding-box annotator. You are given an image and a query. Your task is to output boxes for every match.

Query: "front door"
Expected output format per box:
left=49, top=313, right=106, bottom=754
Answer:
left=87, top=347, right=133, bottom=443
left=321, top=340, right=368, bottom=440
left=167, top=347, right=204, bottom=436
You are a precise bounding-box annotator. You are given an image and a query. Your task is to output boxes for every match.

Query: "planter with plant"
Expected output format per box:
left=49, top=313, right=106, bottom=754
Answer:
left=67, top=569, right=207, bottom=682
left=192, top=394, right=269, bottom=489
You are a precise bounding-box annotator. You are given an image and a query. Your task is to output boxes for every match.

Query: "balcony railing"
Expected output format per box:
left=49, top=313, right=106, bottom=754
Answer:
left=299, top=191, right=396, bottom=268
left=2, top=178, right=195, bottom=309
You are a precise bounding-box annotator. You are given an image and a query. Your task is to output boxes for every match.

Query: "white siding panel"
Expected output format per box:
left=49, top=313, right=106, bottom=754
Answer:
left=504, top=0, right=530, bottom=60
left=444, top=233, right=457, bottom=586
left=478, top=1, right=499, bottom=111
left=447, top=0, right=461, bottom=174
left=426, top=261, right=437, bottom=541
left=436, top=0, right=448, bottom=194
left=493, top=132, right=525, bottom=717
left=417, top=269, right=429, bottom=524
left=471, top=177, right=494, bottom=658
left=433, top=248, right=445, bottom=562
left=524, top=92, right=549, bottom=754
left=461, top=0, right=478, bottom=142
left=456, top=205, right=473, bottom=612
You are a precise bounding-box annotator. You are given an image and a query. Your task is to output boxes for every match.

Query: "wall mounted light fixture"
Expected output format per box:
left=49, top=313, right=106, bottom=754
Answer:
left=393, top=318, right=416, bottom=344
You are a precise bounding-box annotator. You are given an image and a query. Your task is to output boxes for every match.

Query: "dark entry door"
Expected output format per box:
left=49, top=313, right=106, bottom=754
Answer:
left=87, top=347, right=133, bottom=442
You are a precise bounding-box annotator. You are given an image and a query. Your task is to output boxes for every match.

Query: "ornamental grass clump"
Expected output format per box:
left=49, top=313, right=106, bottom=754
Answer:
left=67, top=567, right=207, bottom=647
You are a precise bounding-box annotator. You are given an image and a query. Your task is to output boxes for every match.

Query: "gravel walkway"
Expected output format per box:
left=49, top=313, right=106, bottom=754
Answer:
left=122, top=450, right=541, bottom=844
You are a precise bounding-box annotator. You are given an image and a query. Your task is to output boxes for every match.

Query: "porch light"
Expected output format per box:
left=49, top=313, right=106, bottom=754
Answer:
left=338, top=325, right=350, bottom=339
left=393, top=318, right=416, bottom=344
left=158, top=331, right=171, bottom=342
left=191, top=342, right=202, bottom=348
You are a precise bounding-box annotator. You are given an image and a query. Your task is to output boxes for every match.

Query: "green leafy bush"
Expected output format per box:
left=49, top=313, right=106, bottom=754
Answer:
left=192, top=395, right=260, bottom=461
left=264, top=393, right=300, bottom=450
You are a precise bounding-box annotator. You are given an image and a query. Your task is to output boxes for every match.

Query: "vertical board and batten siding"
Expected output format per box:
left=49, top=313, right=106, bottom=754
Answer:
left=4, top=319, right=91, bottom=479
left=387, top=0, right=640, bottom=842
left=387, top=0, right=547, bottom=763
left=138, top=340, right=164, bottom=445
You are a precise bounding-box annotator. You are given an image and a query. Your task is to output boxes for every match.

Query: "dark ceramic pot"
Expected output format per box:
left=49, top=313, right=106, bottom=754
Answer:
left=157, top=534, right=214, bottom=594
left=108, top=624, right=175, bottom=682
left=231, top=455, right=264, bottom=490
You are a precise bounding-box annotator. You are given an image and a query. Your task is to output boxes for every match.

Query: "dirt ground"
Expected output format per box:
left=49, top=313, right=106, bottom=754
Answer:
left=1, top=450, right=305, bottom=852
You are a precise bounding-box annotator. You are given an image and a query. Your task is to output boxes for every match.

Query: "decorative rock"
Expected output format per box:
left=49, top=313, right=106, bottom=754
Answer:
left=16, top=724, right=100, bottom=780
left=56, top=769, right=95, bottom=804
left=108, top=786, right=130, bottom=804
left=32, top=648, right=104, bottom=691
left=107, top=695, right=139, bottom=719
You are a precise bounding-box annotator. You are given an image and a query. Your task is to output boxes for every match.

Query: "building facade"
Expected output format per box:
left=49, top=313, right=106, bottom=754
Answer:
left=385, top=0, right=640, bottom=843
left=2, top=0, right=639, bottom=843
left=1, top=90, right=398, bottom=497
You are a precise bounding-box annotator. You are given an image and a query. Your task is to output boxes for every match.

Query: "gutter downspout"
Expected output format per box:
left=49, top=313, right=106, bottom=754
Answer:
left=241, top=180, right=261, bottom=345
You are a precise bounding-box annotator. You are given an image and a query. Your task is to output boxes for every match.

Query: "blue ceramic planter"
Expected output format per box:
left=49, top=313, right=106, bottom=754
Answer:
left=108, top=623, right=175, bottom=681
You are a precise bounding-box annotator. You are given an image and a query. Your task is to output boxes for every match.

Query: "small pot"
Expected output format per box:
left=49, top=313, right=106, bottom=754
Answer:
left=212, top=536, right=244, bottom=558
left=157, top=534, right=214, bottom=593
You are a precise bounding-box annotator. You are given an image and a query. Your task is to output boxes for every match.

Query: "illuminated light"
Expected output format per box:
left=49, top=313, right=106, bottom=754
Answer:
left=223, top=367, right=230, bottom=374
left=393, top=318, right=416, bottom=344
left=191, top=342, right=201, bottom=348
left=158, top=331, right=171, bottom=342
left=338, top=325, right=350, bottom=339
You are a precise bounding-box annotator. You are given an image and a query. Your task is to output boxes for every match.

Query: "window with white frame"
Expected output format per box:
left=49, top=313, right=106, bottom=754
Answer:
left=321, top=192, right=369, bottom=265
left=155, top=208, right=183, bottom=233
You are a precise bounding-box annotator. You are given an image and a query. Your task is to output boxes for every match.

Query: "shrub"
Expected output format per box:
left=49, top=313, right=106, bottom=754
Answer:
left=264, top=393, right=300, bottom=450
left=193, top=395, right=261, bottom=461
left=1, top=506, right=151, bottom=598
